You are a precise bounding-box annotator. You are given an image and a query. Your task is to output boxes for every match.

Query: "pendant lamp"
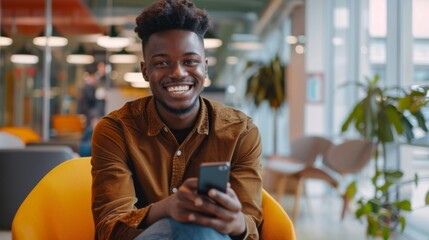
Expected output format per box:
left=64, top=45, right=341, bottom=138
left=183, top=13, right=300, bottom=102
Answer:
left=124, top=68, right=149, bottom=88
left=204, top=31, right=222, bottom=49
left=66, top=44, right=94, bottom=64
left=97, top=26, right=131, bottom=50
left=33, top=27, right=68, bottom=47
left=109, top=49, right=138, bottom=64
left=11, top=47, right=39, bottom=64
left=0, top=30, right=13, bottom=47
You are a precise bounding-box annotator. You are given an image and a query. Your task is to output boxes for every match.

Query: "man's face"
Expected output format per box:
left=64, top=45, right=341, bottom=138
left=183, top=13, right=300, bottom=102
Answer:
left=141, top=30, right=208, bottom=115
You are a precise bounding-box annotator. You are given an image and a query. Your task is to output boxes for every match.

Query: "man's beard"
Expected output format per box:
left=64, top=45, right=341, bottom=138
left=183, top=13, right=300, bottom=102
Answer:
left=155, top=96, right=200, bottom=115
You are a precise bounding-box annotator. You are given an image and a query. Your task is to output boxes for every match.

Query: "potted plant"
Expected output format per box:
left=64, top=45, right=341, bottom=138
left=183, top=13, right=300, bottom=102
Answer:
left=341, top=74, right=429, bottom=239
left=245, top=54, right=286, bottom=154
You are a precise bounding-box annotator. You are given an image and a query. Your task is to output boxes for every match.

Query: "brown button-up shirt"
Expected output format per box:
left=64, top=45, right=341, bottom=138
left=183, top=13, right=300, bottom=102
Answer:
left=91, top=96, right=263, bottom=240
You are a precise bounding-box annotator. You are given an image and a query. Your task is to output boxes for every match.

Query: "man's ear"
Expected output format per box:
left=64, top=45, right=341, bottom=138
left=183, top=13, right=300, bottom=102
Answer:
left=140, top=61, right=148, bottom=81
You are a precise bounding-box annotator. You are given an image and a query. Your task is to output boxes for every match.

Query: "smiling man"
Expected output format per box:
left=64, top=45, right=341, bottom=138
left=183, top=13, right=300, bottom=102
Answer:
left=91, top=0, right=263, bottom=239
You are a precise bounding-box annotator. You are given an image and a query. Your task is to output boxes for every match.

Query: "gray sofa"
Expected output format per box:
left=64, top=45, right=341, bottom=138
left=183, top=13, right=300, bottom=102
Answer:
left=0, top=146, right=75, bottom=229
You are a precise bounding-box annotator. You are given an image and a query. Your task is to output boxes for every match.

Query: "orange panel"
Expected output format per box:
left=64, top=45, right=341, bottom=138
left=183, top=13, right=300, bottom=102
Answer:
left=1, top=0, right=103, bottom=36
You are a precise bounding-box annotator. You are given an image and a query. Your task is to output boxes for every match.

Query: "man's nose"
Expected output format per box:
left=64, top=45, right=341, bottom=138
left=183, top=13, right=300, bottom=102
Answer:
left=169, top=62, right=187, bottom=79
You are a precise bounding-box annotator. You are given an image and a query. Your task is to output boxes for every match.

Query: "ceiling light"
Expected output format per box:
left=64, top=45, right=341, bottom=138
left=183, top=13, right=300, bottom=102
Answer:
left=66, top=44, right=94, bottom=65
left=11, top=47, right=39, bottom=64
left=131, top=81, right=150, bottom=88
left=231, top=42, right=262, bottom=50
left=97, top=26, right=131, bottom=49
left=204, top=38, right=222, bottom=49
left=124, top=72, right=144, bottom=83
left=295, top=44, right=305, bottom=54
left=109, top=49, right=138, bottom=64
left=204, top=30, right=223, bottom=49
left=0, top=30, right=13, bottom=47
left=33, top=27, right=68, bottom=47
left=124, top=71, right=150, bottom=89
left=285, top=35, right=298, bottom=44
left=230, top=33, right=262, bottom=50
left=226, top=56, right=239, bottom=65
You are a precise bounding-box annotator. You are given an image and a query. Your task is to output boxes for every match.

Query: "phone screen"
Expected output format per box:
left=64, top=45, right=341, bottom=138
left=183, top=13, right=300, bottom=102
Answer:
left=197, top=162, right=230, bottom=196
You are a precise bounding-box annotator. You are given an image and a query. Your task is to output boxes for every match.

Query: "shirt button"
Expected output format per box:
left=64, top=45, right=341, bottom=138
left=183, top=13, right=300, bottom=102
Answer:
left=163, top=126, right=168, bottom=132
left=176, top=150, right=182, bottom=156
left=172, top=187, right=178, bottom=193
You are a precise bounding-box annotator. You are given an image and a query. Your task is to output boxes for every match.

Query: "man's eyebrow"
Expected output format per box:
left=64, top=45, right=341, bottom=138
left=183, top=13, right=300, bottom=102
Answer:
left=151, top=53, right=169, bottom=59
left=183, top=52, right=200, bottom=57
left=150, top=52, right=200, bottom=59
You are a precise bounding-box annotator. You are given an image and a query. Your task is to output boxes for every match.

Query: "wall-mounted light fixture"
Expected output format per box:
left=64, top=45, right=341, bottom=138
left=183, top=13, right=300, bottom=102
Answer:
left=286, top=34, right=306, bottom=54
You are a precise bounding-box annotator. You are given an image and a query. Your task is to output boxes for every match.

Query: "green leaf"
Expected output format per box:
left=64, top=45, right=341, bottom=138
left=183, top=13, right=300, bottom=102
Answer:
left=411, top=110, right=428, bottom=132
left=345, top=181, right=357, bottom=199
left=367, top=215, right=378, bottom=237
left=385, top=104, right=404, bottom=134
left=384, top=170, right=403, bottom=180
left=395, top=200, right=412, bottom=211
left=382, top=226, right=390, bottom=240
left=378, top=181, right=393, bottom=194
left=399, top=216, right=406, bottom=232
left=378, top=110, right=394, bottom=142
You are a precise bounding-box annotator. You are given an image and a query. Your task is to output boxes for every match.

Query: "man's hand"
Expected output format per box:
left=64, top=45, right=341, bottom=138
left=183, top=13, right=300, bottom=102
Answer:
left=168, top=178, right=246, bottom=236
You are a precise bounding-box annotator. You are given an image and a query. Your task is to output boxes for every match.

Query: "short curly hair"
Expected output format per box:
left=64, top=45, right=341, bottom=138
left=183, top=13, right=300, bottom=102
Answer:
left=135, top=0, right=211, bottom=48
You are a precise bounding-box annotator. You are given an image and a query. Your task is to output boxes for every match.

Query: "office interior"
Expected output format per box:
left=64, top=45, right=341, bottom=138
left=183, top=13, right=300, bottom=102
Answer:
left=1, top=0, right=429, bottom=239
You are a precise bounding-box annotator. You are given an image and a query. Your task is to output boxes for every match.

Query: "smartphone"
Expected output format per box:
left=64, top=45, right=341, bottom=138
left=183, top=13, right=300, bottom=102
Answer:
left=197, top=162, right=231, bottom=196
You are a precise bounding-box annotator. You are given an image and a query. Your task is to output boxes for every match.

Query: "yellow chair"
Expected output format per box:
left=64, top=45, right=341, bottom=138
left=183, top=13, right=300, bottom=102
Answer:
left=12, top=157, right=94, bottom=240
left=52, top=114, right=85, bottom=136
left=12, top=157, right=295, bottom=240
left=262, top=189, right=296, bottom=240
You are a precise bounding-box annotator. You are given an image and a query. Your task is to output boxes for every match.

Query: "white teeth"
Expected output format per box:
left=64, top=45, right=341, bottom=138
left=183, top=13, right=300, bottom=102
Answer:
left=167, top=85, right=190, bottom=93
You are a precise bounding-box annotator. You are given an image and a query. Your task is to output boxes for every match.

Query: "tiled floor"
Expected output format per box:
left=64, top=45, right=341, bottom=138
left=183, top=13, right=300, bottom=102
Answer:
left=1, top=157, right=427, bottom=240
left=0, top=193, right=424, bottom=240
left=0, top=231, right=10, bottom=240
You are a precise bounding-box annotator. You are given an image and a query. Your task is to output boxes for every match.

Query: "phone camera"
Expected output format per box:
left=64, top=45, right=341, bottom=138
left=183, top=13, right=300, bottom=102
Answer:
left=218, top=166, right=227, bottom=171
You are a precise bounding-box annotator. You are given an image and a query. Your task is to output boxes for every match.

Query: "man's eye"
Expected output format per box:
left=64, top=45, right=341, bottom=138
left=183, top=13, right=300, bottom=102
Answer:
left=184, top=60, right=199, bottom=65
left=154, top=61, right=168, bottom=67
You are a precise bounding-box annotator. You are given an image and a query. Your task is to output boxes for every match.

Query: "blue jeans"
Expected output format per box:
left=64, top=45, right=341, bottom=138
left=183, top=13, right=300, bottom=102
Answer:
left=133, top=217, right=231, bottom=240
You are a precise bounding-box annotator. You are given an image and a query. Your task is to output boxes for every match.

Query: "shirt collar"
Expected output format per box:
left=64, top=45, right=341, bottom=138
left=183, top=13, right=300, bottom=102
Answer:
left=146, top=96, right=209, bottom=136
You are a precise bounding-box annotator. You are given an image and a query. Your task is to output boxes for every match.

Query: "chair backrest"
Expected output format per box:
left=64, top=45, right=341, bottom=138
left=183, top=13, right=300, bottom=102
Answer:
left=289, top=136, right=333, bottom=164
left=0, top=127, right=41, bottom=144
left=0, top=132, right=25, bottom=149
left=323, top=139, right=373, bottom=174
left=52, top=114, right=85, bottom=136
left=0, top=146, right=74, bottom=229
left=12, top=157, right=94, bottom=240
left=12, top=157, right=296, bottom=240
left=261, top=189, right=296, bottom=240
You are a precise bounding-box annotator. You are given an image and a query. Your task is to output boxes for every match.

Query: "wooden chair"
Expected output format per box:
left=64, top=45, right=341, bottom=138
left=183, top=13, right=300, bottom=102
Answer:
left=12, top=157, right=296, bottom=240
left=264, top=136, right=333, bottom=219
left=294, top=139, right=374, bottom=219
